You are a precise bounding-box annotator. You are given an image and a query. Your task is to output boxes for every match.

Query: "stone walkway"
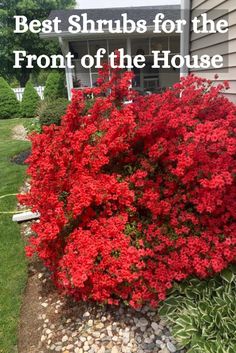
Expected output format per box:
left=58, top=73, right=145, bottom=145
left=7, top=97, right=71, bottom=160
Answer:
left=12, top=124, right=28, bottom=141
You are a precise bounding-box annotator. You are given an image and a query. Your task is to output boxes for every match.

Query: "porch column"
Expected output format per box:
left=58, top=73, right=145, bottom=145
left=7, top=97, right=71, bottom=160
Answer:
left=126, top=37, right=133, bottom=97
left=126, top=37, right=132, bottom=71
left=59, top=37, right=73, bottom=100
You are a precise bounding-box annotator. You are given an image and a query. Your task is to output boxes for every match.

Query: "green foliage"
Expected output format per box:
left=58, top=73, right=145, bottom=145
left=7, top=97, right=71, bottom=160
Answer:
left=44, top=72, right=66, bottom=101
left=0, top=118, right=29, bottom=353
left=38, top=98, right=69, bottom=127
left=30, top=70, right=50, bottom=86
left=0, top=76, right=10, bottom=89
left=84, top=98, right=95, bottom=114
left=159, top=266, right=236, bottom=353
left=21, top=81, right=40, bottom=118
left=0, top=79, right=20, bottom=119
left=24, top=117, right=41, bottom=134
left=9, top=77, right=20, bottom=88
left=0, top=0, right=76, bottom=85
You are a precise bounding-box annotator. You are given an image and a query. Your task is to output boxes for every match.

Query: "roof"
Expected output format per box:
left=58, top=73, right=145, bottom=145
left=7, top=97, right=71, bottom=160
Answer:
left=42, top=5, right=180, bottom=39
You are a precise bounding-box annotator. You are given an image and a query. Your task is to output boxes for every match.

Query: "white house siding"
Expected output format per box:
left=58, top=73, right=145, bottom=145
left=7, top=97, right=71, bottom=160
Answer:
left=189, top=0, right=236, bottom=103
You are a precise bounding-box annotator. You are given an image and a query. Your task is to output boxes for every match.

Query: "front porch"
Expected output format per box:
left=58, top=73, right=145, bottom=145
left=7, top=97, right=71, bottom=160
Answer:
left=60, top=34, right=180, bottom=99
left=41, top=6, right=181, bottom=100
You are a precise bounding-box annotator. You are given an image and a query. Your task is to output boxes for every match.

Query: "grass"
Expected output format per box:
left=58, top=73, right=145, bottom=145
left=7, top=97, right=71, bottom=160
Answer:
left=0, top=118, right=31, bottom=353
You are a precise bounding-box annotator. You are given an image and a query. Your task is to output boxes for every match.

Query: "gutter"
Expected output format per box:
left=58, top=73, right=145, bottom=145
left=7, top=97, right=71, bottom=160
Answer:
left=40, top=25, right=179, bottom=40
left=180, top=0, right=190, bottom=77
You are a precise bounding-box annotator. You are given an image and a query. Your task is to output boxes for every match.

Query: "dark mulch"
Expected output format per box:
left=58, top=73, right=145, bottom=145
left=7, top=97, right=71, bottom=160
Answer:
left=11, top=149, right=31, bottom=165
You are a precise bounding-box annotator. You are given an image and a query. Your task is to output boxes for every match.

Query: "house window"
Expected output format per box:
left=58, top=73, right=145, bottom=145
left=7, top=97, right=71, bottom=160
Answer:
left=151, top=37, right=169, bottom=51
left=169, top=36, right=180, bottom=54
left=131, top=38, right=150, bottom=56
left=69, top=35, right=180, bottom=92
left=70, top=41, right=91, bottom=88
left=89, top=40, right=108, bottom=58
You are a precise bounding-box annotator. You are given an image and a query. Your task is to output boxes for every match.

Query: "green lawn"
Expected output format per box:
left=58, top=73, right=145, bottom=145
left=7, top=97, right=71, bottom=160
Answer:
left=0, top=119, right=31, bottom=353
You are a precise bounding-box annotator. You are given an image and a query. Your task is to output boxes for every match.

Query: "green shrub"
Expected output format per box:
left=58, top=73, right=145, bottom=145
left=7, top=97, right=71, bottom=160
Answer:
left=159, top=266, right=236, bottom=353
left=9, top=77, right=20, bottom=88
left=84, top=98, right=94, bottom=114
left=0, top=76, right=10, bottom=89
left=38, top=98, right=69, bottom=127
left=24, top=117, right=41, bottom=134
left=0, top=78, right=20, bottom=119
left=44, top=72, right=66, bottom=101
left=30, top=70, right=50, bottom=86
left=21, top=81, right=40, bottom=118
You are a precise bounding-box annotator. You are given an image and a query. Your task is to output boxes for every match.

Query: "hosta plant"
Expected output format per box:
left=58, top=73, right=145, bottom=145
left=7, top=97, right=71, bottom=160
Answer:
left=159, top=266, right=236, bottom=353
left=19, top=65, right=236, bottom=308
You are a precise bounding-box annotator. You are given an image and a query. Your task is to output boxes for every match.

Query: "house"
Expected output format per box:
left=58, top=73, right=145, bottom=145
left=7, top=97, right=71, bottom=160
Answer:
left=181, top=0, right=236, bottom=103
left=41, top=6, right=181, bottom=99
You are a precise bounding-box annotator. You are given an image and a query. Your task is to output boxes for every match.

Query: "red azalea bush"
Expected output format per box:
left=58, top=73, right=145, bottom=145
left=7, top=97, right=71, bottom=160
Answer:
left=19, top=65, right=236, bottom=307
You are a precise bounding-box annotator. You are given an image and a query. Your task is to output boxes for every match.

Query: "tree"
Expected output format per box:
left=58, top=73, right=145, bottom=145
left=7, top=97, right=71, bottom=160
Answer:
left=44, top=72, right=66, bottom=101
left=0, top=0, right=75, bottom=86
left=0, top=76, right=10, bottom=89
left=0, top=77, right=20, bottom=119
left=21, top=80, right=40, bottom=118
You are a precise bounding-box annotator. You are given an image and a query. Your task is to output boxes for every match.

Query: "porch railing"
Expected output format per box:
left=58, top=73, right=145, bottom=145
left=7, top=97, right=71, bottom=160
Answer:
left=12, top=86, right=45, bottom=101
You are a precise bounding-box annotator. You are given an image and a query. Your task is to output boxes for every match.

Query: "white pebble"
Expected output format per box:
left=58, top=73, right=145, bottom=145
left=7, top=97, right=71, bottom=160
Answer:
left=167, top=342, right=177, bottom=352
left=111, top=347, right=119, bottom=353
left=62, top=335, right=68, bottom=342
left=75, top=349, right=83, bottom=353
left=83, top=312, right=90, bottom=317
left=151, top=322, right=159, bottom=331
left=138, top=318, right=148, bottom=327
left=88, top=319, right=93, bottom=326
left=97, top=347, right=105, bottom=353
left=66, top=344, right=74, bottom=350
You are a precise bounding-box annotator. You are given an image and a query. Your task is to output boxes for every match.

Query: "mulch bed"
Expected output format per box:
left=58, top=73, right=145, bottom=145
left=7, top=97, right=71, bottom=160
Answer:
left=11, top=149, right=31, bottom=165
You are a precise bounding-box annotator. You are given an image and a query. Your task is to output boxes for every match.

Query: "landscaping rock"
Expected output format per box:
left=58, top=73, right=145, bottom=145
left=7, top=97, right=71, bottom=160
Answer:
left=62, top=335, right=69, bottom=343
left=167, top=342, right=177, bottom=352
left=19, top=211, right=185, bottom=353
left=159, top=348, right=170, bottom=353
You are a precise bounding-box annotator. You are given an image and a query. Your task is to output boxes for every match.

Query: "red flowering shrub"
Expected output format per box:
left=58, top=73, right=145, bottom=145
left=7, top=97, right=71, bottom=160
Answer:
left=20, top=66, right=236, bottom=307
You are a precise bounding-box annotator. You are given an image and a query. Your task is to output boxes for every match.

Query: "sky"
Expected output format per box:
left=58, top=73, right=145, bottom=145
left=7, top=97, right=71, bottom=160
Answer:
left=76, top=0, right=180, bottom=9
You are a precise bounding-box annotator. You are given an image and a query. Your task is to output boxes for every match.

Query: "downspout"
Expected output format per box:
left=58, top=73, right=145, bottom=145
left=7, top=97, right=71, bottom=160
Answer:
left=180, top=0, right=190, bottom=77
left=126, top=37, right=132, bottom=71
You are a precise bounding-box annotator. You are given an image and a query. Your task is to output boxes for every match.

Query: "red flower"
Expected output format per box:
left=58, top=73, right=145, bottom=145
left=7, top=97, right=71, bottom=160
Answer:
left=20, top=66, right=236, bottom=307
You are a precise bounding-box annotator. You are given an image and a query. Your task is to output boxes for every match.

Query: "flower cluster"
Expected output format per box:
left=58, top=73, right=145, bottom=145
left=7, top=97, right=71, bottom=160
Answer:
left=20, top=66, right=236, bottom=307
